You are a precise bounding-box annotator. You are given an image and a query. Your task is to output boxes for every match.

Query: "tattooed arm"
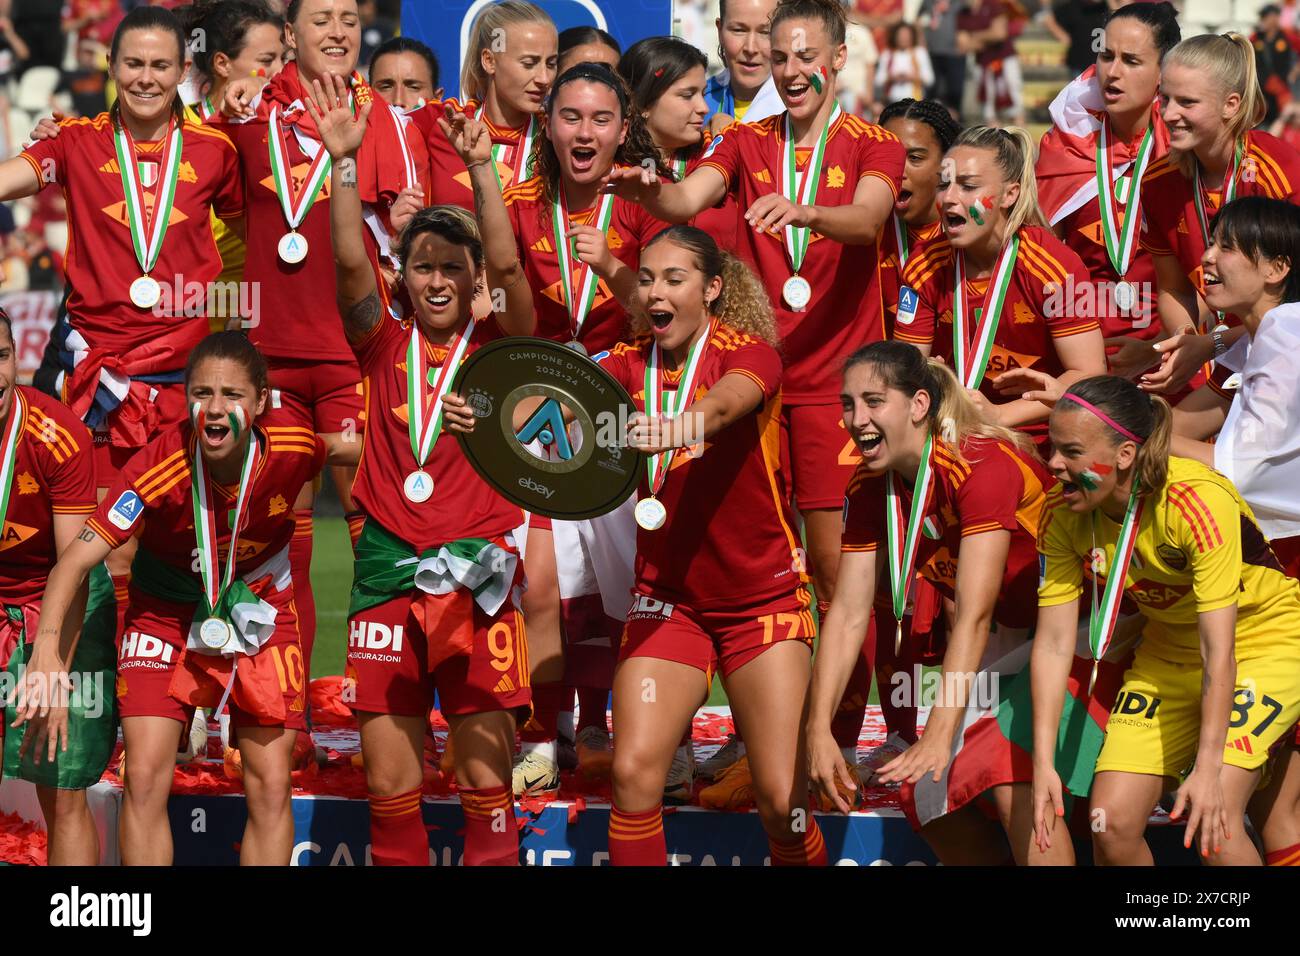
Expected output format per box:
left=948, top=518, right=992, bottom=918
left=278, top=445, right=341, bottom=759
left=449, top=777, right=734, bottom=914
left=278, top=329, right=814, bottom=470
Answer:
left=305, top=72, right=382, bottom=345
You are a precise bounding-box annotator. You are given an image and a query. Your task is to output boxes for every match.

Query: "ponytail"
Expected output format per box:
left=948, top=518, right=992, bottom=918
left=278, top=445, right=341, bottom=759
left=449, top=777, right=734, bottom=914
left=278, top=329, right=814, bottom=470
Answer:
left=842, top=341, right=1035, bottom=459
left=636, top=225, right=780, bottom=346
left=950, top=125, right=1046, bottom=238
left=1055, top=375, right=1172, bottom=495
left=1163, top=34, right=1267, bottom=179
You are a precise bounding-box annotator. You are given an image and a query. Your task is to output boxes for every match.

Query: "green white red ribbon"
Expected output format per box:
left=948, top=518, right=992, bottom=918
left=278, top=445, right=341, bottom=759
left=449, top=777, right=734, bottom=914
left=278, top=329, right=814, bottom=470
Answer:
left=952, top=235, right=1020, bottom=390
left=1096, top=116, right=1156, bottom=280
left=0, top=389, right=27, bottom=540
left=551, top=190, right=615, bottom=341
left=475, top=105, right=537, bottom=189
left=406, top=322, right=474, bottom=469
left=779, top=103, right=840, bottom=277
left=189, top=404, right=260, bottom=621
left=643, top=322, right=713, bottom=497
left=1087, top=478, right=1144, bottom=690
left=268, top=104, right=332, bottom=233
left=113, top=114, right=183, bottom=278
left=884, top=432, right=935, bottom=648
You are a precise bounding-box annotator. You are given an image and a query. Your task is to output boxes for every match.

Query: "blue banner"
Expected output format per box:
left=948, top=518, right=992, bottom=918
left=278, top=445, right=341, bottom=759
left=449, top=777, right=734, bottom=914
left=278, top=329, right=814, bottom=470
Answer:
left=400, top=0, right=673, bottom=100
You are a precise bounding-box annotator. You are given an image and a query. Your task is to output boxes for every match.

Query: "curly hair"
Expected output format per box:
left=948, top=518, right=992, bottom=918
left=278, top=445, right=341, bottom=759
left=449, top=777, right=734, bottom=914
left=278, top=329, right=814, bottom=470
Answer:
left=531, top=62, right=668, bottom=212
left=631, top=225, right=780, bottom=348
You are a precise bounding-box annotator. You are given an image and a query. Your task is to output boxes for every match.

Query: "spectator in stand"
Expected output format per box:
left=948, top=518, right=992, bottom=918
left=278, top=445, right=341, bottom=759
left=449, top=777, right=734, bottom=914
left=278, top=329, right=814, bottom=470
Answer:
left=919, top=0, right=966, bottom=116
left=842, top=2, right=880, bottom=116
left=23, top=229, right=59, bottom=291
left=1045, top=0, right=1117, bottom=79
left=358, top=0, right=397, bottom=72
left=875, top=22, right=933, bottom=112
left=58, top=37, right=110, bottom=119
left=1270, top=98, right=1300, bottom=151
left=1255, top=4, right=1299, bottom=125
left=62, top=0, right=118, bottom=43
left=958, top=0, right=1028, bottom=126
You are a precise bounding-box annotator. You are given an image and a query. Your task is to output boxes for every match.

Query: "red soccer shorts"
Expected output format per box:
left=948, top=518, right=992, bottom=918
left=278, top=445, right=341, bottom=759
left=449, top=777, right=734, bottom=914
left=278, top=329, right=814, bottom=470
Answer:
left=619, top=586, right=815, bottom=680
left=780, top=402, right=861, bottom=511
left=116, top=586, right=308, bottom=731
left=346, top=593, right=532, bottom=721
left=264, top=357, right=364, bottom=435
left=91, top=382, right=187, bottom=489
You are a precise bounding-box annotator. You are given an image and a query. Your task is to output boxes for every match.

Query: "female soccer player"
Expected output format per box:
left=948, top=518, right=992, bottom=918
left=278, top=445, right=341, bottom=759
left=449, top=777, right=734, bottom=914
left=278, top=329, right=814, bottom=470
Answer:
left=898, top=125, right=1107, bottom=449
left=878, top=98, right=959, bottom=336
left=704, top=0, right=782, bottom=130
left=1033, top=375, right=1300, bottom=864
left=369, top=36, right=439, bottom=110
left=0, top=310, right=115, bottom=866
left=1036, top=2, right=1179, bottom=378
left=185, top=0, right=284, bottom=123
left=220, top=0, right=422, bottom=672
left=417, top=1, right=557, bottom=208
left=316, top=74, right=535, bottom=865
left=1168, top=195, right=1300, bottom=865
left=23, top=331, right=345, bottom=866
left=604, top=0, right=905, bottom=632
left=1139, top=32, right=1300, bottom=395
left=558, top=25, right=621, bottom=74
left=600, top=224, right=824, bottom=866
left=808, top=341, right=1061, bottom=864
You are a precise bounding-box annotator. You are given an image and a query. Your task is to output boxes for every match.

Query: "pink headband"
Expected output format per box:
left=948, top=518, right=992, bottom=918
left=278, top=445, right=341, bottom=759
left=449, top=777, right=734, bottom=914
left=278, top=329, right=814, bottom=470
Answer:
left=1061, top=393, right=1145, bottom=445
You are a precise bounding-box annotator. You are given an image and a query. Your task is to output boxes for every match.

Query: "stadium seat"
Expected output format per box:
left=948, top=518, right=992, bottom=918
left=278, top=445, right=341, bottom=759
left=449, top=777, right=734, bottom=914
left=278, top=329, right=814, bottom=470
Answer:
left=15, top=67, right=60, bottom=116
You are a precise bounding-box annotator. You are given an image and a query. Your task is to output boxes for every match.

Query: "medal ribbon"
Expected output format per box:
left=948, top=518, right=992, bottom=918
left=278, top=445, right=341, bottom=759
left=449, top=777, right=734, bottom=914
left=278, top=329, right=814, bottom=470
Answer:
left=0, top=390, right=27, bottom=538
left=406, top=322, right=474, bottom=469
left=112, top=115, right=183, bottom=277
left=893, top=213, right=910, bottom=268
left=1087, top=479, right=1145, bottom=666
left=1193, top=140, right=1244, bottom=326
left=190, top=415, right=260, bottom=619
left=884, top=432, right=935, bottom=629
left=1096, top=117, right=1156, bottom=279
left=268, top=104, right=333, bottom=232
left=952, top=236, right=1020, bottom=390
left=642, top=322, right=713, bottom=497
left=780, top=104, right=840, bottom=276
left=672, top=150, right=689, bottom=183
left=475, top=106, right=537, bottom=188
left=551, top=190, right=615, bottom=341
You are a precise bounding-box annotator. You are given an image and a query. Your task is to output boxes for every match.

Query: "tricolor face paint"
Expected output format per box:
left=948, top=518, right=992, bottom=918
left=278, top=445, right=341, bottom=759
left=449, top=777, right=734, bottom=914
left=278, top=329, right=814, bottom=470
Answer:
left=808, top=67, right=827, bottom=94
left=969, top=205, right=984, bottom=226
left=1077, top=468, right=1103, bottom=492
left=228, top=405, right=247, bottom=441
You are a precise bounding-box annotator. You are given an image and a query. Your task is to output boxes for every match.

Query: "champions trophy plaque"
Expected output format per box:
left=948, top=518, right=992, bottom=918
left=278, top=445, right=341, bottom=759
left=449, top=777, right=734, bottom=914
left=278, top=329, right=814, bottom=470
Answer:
left=452, top=338, right=642, bottom=520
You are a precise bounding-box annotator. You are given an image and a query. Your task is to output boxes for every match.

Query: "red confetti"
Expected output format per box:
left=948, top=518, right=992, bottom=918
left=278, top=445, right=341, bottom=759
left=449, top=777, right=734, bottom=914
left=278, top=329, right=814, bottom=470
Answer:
left=567, top=798, right=587, bottom=825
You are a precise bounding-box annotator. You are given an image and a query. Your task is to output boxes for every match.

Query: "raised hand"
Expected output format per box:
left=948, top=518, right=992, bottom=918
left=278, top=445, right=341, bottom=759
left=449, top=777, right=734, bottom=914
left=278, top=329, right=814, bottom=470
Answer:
left=601, top=163, right=660, bottom=205
left=437, top=104, right=493, bottom=168
left=304, top=73, right=372, bottom=161
left=221, top=76, right=266, bottom=119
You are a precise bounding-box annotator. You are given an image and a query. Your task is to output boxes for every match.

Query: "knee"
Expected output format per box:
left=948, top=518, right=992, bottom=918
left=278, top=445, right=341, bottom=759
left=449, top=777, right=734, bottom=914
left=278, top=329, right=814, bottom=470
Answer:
left=122, top=754, right=174, bottom=807
left=1090, top=802, right=1145, bottom=860
left=240, top=755, right=292, bottom=817
left=611, top=743, right=664, bottom=809
left=39, top=786, right=89, bottom=824
left=754, top=786, right=802, bottom=839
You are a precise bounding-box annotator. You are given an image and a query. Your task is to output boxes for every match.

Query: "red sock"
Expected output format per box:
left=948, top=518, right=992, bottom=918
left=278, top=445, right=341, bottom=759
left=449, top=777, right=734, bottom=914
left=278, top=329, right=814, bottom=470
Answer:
left=520, top=683, right=569, bottom=743
left=459, top=786, right=520, bottom=866
left=290, top=509, right=316, bottom=668
left=577, top=686, right=609, bottom=732
left=368, top=789, right=428, bottom=866
left=769, top=817, right=828, bottom=866
left=110, top=573, right=130, bottom=641
left=1267, top=841, right=1300, bottom=865
left=344, top=510, right=365, bottom=550
left=608, top=804, right=666, bottom=866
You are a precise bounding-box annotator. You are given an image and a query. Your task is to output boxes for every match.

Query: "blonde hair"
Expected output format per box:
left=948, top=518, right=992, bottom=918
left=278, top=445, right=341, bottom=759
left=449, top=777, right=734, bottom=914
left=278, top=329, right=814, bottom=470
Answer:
left=1163, top=34, right=1267, bottom=179
left=459, top=0, right=555, bottom=103
left=950, top=125, right=1046, bottom=238
left=841, top=341, right=1035, bottom=459
left=630, top=225, right=780, bottom=347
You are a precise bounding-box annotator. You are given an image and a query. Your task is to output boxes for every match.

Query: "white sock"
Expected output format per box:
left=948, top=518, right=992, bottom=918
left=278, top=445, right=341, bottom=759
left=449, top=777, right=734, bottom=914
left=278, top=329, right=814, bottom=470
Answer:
left=521, top=739, right=557, bottom=763
left=557, top=710, right=576, bottom=740
left=840, top=746, right=858, bottom=765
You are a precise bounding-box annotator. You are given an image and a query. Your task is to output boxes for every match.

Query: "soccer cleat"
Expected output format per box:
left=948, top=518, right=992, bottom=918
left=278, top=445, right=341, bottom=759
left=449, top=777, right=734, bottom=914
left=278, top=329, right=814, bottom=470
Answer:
left=663, top=744, right=697, bottom=805
left=698, top=753, right=753, bottom=810
left=574, top=726, right=613, bottom=781
left=223, top=744, right=243, bottom=780
left=512, top=749, right=560, bottom=797
left=176, top=709, right=209, bottom=765
left=860, top=732, right=912, bottom=786
left=813, top=760, right=862, bottom=812
left=438, top=735, right=455, bottom=774
left=698, top=733, right=745, bottom=782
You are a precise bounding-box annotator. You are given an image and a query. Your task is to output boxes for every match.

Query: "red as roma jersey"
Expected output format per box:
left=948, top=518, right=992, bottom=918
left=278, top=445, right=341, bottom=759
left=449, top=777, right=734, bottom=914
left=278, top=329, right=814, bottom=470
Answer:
left=841, top=434, right=1050, bottom=627
left=1140, top=130, right=1300, bottom=295
left=598, top=324, right=805, bottom=610
left=223, top=118, right=387, bottom=363
left=19, top=114, right=243, bottom=354
left=0, top=387, right=97, bottom=605
left=503, top=177, right=669, bottom=352
left=350, top=315, right=523, bottom=550
left=898, top=225, right=1099, bottom=428
left=697, top=111, right=905, bottom=403
left=413, top=98, right=539, bottom=208
left=879, top=216, right=942, bottom=339
left=87, top=422, right=325, bottom=574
